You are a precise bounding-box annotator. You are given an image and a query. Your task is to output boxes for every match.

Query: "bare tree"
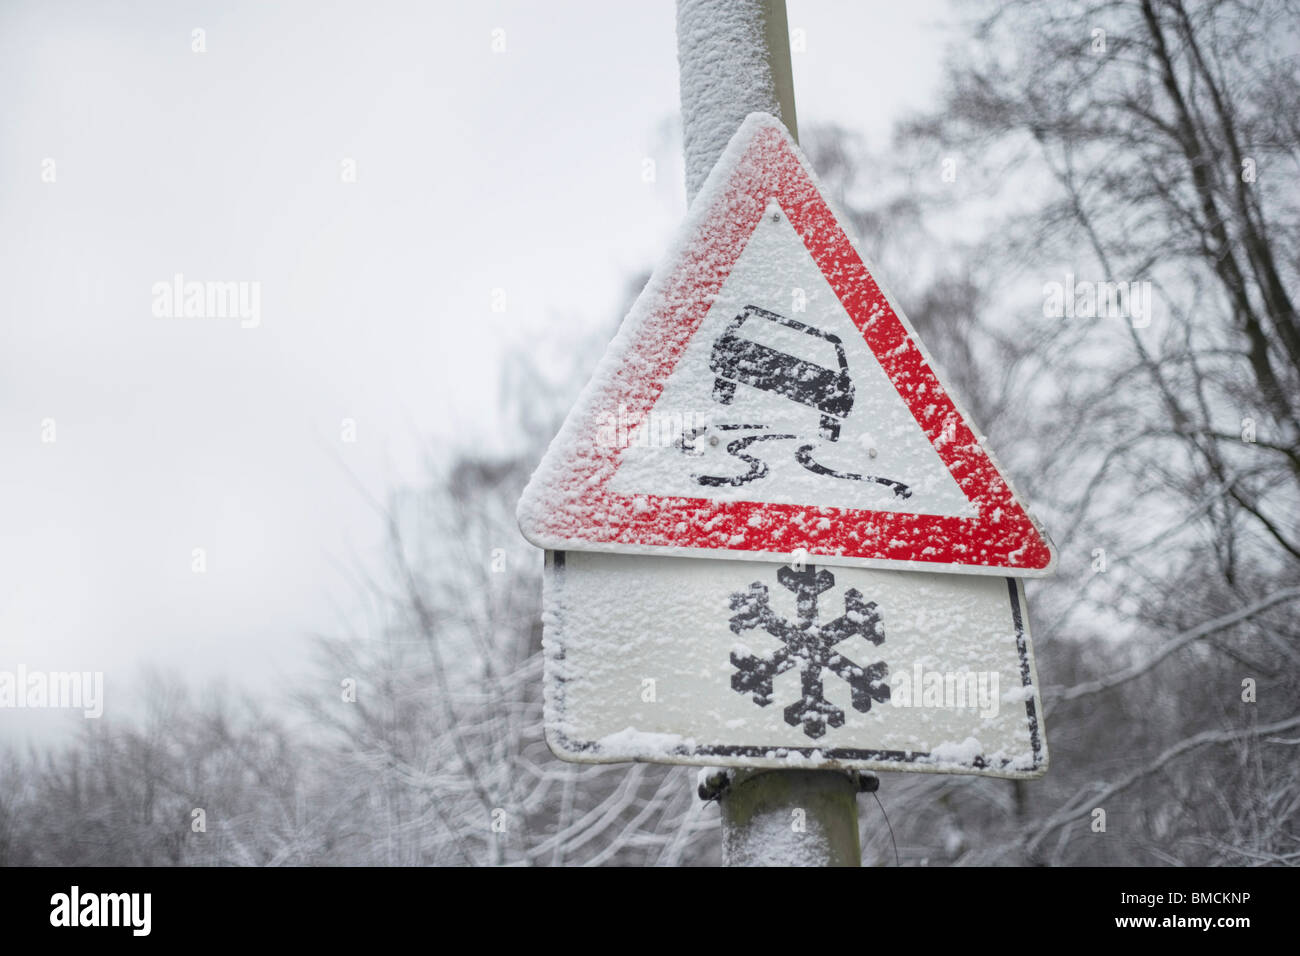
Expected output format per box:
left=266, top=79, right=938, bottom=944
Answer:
left=822, top=0, right=1300, bottom=866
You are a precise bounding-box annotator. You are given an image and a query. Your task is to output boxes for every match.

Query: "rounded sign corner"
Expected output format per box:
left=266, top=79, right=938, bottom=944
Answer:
left=544, top=725, right=590, bottom=765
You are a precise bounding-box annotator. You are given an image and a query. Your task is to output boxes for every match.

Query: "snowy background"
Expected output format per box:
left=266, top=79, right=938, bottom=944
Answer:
left=2, top=0, right=1298, bottom=867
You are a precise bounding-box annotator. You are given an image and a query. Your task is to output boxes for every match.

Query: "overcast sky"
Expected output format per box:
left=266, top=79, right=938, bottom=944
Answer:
left=0, top=0, right=952, bottom=741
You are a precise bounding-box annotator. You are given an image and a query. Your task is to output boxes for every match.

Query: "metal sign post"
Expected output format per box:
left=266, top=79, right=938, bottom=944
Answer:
left=679, top=1, right=855, bottom=864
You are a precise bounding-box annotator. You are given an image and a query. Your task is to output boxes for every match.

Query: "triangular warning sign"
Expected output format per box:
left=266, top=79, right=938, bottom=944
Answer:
left=519, top=114, right=1056, bottom=576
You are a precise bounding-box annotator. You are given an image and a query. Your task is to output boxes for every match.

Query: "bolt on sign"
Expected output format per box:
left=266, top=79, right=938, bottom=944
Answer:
left=519, top=114, right=1053, bottom=776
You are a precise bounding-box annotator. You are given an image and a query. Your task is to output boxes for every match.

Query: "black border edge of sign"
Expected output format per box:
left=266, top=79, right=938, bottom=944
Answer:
left=546, top=549, right=1046, bottom=775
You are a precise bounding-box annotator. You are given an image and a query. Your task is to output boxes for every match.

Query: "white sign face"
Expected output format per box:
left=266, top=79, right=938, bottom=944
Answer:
left=543, top=550, right=1048, bottom=778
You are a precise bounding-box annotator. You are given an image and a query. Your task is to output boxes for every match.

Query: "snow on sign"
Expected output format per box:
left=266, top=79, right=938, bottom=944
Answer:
left=543, top=550, right=1048, bottom=777
left=518, top=113, right=1056, bottom=576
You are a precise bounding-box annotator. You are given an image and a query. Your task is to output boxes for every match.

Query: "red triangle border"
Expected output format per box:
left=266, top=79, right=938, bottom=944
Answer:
left=519, top=116, right=1055, bottom=576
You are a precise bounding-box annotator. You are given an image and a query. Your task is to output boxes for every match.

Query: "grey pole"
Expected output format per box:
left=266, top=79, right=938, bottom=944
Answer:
left=676, top=0, right=863, bottom=867
left=677, top=0, right=799, bottom=202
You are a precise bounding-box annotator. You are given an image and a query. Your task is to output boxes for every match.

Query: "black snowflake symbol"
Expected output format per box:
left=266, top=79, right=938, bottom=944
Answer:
left=728, top=565, right=890, bottom=739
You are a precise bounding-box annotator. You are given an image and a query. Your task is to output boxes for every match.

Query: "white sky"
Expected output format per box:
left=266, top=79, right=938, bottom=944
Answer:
left=0, top=0, right=952, bottom=740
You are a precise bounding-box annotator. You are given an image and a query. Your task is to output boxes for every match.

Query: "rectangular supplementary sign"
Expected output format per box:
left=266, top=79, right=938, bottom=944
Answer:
left=542, top=550, right=1048, bottom=778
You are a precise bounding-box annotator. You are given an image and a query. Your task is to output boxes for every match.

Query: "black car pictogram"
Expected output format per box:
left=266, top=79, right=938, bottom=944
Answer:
left=709, top=305, right=855, bottom=441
